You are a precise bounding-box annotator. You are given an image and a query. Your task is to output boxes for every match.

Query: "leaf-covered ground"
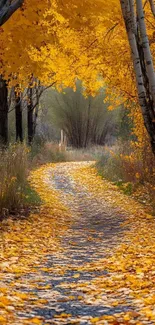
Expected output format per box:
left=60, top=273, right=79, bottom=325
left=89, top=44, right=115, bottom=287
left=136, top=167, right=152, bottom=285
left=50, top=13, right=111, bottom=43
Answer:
left=0, top=162, right=155, bottom=324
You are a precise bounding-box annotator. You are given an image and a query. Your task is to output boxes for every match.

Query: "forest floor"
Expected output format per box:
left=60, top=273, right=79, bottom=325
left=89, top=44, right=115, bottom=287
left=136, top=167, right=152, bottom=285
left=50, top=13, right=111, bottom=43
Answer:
left=0, top=162, right=155, bottom=325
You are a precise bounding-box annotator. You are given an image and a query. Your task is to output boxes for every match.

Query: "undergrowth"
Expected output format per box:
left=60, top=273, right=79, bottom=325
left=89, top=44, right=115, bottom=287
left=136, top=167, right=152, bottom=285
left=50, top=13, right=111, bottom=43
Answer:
left=0, top=143, right=42, bottom=218
left=96, top=142, right=155, bottom=214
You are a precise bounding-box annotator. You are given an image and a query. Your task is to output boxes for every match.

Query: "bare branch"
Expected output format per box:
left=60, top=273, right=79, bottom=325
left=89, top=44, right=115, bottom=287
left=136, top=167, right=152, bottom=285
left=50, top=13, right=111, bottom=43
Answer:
left=143, top=0, right=155, bottom=15
left=148, top=0, right=155, bottom=16
left=104, top=22, right=119, bottom=40
left=28, top=81, right=56, bottom=112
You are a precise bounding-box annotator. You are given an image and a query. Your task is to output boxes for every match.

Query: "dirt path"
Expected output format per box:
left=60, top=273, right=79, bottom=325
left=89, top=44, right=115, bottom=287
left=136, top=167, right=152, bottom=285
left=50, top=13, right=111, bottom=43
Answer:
left=0, top=162, right=154, bottom=325
left=46, top=162, right=126, bottom=263
left=32, top=162, right=130, bottom=324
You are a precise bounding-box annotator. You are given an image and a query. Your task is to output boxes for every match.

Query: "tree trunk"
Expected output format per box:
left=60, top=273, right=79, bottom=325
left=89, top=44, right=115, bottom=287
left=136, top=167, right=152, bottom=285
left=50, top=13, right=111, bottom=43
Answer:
left=120, top=0, right=155, bottom=154
left=136, top=0, right=155, bottom=110
left=27, top=87, right=34, bottom=145
left=0, top=0, right=24, bottom=26
left=15, top=94, right=23, bottom=142
left=0, top=76, right=8, bottom=146
left=84, top=100, right=91, bottom=147
left=33, top=84, right=39, bottom=136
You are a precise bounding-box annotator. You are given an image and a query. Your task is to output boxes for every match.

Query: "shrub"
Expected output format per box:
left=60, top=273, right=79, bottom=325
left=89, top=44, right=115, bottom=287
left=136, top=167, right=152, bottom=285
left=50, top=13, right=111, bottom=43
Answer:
left=97, top=141, right=155, bottom=184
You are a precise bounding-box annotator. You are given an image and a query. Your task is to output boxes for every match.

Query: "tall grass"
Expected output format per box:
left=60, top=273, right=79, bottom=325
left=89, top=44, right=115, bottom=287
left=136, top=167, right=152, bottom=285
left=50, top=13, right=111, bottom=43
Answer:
left=0, top=144, right=28, bottom=215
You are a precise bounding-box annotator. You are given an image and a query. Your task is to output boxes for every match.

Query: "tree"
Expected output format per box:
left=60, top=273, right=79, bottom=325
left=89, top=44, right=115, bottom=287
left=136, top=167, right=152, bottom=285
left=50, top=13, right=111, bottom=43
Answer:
left=27, top=80, right=43, bottom=145
left=120, top=0, right=155, bottom=154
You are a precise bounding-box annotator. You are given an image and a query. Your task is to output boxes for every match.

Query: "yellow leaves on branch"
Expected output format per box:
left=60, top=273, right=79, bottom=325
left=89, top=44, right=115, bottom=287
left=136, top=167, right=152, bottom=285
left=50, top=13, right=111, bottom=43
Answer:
left=0, top=1, right=139, bottom=93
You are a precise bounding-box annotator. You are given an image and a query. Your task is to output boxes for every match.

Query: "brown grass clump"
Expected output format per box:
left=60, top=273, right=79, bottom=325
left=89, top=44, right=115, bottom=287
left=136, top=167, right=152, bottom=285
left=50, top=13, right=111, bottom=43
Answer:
left=0, top=143, right=28, bottom=215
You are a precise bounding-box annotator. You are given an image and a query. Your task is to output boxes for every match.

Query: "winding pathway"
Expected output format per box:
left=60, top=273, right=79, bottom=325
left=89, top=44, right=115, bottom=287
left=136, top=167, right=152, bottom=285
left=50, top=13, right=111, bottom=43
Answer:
left=0, top=162, right=152, bottom=325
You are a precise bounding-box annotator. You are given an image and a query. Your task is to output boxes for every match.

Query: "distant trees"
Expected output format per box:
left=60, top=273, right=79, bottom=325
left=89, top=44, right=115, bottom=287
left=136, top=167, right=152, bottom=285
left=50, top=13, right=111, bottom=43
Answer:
left=0, top=79, right=134, bottom=149
left=44, top=82, right=126, bottom=148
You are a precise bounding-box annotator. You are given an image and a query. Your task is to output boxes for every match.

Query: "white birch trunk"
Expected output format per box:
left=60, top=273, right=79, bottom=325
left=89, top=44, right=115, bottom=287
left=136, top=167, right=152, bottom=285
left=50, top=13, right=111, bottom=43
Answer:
left=129, top=0, right=137, bottom=34
left=120, top=0, right=155, bottom=153
left=136, top=0, right=155, bottom=112
left=120, top=0, right=147, bottom=117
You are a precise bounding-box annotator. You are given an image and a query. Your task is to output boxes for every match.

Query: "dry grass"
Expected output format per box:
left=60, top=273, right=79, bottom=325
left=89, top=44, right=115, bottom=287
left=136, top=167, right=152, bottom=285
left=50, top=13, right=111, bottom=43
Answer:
left=31, top=142, right=67, bottom=166
left=31, top=142, right=105, bottom=165
left=65, top=146, right=105, bottom=161
left=96, top=141, right=155, bottom=214
left=0, top=144, right=28, bottom=215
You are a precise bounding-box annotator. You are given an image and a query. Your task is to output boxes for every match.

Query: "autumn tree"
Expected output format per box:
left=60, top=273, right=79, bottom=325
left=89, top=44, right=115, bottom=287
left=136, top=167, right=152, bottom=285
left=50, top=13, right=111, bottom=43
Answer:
left=0, top=1, right=80, bottom=144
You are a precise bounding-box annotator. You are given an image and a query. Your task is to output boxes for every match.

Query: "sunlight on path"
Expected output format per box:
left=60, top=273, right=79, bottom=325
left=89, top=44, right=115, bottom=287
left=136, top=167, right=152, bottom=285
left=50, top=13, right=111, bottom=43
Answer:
left=0, top=162, right=155, bottom=325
